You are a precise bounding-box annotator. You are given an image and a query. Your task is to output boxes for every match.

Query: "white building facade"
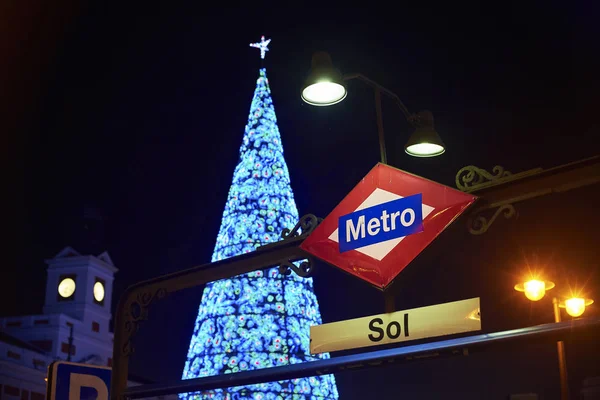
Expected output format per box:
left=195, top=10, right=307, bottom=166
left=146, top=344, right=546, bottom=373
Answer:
left=0, top=247, right=174, bottom=399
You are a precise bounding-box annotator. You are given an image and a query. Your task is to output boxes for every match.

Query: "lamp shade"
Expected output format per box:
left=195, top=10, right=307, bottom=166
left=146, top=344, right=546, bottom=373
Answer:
left=559, top=297, right=594, bottom=317
left=301, top=52, right=347, bottom=106
left=404, top=110, right=446, bottom=157
left=514, top=279, right=555, bottom=302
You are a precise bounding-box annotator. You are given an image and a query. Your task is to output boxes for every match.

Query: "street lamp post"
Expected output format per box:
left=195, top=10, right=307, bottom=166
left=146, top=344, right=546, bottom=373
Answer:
left=552, top=296, right=569, bottom=400
left=301, top=51, right=446, bottom=162
left=515, top=278, right=595, bottom=400
left=301, top=51, right=447, bottom=313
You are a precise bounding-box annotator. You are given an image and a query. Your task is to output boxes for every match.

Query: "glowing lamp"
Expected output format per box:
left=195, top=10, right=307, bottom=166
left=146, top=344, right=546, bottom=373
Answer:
left=302, top=82, right=347, bottom=106
left=524, top=280, right=546, bottom=301
left=404, top=111, right=446, bottom=157
left=514, top=279, right=555, bottom=301
left=301, top=52, right=347, bottom=106
left=560, top=297, right=594, bottom=317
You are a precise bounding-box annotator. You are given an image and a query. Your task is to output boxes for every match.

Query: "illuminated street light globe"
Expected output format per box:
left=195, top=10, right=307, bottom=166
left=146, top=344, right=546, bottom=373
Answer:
left=514, top=279, right=555, bottom=301
left=560, top=297, right=594, bottom=317
left=301, top=52, right=347, bottom=106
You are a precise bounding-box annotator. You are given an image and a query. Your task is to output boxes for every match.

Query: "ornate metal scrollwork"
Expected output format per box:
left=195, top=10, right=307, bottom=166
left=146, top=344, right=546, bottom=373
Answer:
left=254, top=214, right=322, bottom=278
left=278, top=257, right=315, bottom=278
left=468, top=204, right=517, bottom=235
left=122, top=287, right=167, bottom=357
left=456, top=165, right=512, bottom=192
left=276, top=215, right=321, bottom=278
left=281, top=214, right=322, bottom=240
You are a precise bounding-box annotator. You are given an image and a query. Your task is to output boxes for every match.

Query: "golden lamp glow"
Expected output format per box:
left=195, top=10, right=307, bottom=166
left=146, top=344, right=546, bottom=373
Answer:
left=560, top=297, right=594, bottom=317
left=524, top=280, right=546, bottom=301
left=565, top=298, right=585, bottom=317
left=514, top=279, right=555, bottom=301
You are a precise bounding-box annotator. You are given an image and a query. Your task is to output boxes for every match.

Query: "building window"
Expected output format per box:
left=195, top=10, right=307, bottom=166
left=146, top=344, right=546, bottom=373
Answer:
left=29, top=340, right=52, bottom=352
left=107, top=357, right=112, bottom=367
left=34, top=319, right=49, bottom=325
left=4, top=385, right=20, bottom=396
left=31, top=392, right=45, bottom=400
left=60, top=342, right=76, bottom=356
left=7, top=350, right=21, bottom=360
left=21, top=389, right=29, bottom=400
left=6, top=320, right=22, bottom=327
left=92, top=321, right=100, bottom=332
left=32, top=359, right=46, bottom=369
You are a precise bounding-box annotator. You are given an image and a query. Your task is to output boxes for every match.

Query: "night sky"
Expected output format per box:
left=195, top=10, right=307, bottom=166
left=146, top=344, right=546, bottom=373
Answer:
left=2, top=2, right=600, bottom=398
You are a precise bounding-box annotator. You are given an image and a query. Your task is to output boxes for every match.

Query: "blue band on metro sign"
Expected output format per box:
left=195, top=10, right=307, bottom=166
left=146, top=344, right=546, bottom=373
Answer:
left=339, top=193, right=424, bottom=253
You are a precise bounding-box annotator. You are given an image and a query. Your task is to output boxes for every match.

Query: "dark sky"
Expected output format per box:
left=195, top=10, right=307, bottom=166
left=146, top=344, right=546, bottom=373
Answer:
left=2, top=1, right=600, bottom=398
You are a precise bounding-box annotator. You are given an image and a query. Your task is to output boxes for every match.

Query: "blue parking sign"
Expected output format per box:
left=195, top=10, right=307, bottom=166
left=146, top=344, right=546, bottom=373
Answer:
left=47, top=361, right=111, bottom=400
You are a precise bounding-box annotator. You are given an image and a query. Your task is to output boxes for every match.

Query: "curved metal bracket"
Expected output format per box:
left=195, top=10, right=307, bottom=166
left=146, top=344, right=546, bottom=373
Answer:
left=122, top=287, right=167, bottom=357
left=456, top=165, right=512, bottom=192
left=281, top=214, right=322, bottom=240
left=257, top=214, right=321, bottom=251
left=278, top=257, right=316, bottom=278
left=468, top=204, right=517, bottom=235
left=272, top=214, right=321, bottom=278
left=342, top=73, right=413, bottom=121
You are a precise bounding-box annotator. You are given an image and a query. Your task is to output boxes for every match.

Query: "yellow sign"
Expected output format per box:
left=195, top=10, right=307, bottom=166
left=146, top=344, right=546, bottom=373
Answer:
left=310, top=298, right=481, bottom=354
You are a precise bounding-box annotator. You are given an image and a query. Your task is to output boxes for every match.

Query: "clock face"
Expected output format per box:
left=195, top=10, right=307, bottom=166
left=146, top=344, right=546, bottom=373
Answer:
left=93, top=281, right=105, bottom=302
left=58, top=278, right=76, bottom=298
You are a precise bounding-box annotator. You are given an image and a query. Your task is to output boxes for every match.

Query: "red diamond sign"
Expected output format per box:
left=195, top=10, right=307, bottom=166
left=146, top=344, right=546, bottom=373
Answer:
left=301, top=163, right=477, bottom=289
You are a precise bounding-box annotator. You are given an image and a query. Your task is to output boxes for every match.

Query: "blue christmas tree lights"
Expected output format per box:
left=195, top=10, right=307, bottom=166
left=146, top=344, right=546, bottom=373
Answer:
left=180, top=40, right=339, bottom=399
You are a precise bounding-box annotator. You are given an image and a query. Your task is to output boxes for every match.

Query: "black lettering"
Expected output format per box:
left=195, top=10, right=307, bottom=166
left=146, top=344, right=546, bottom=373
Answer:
left=386, top=321, right=401, bottom=339
left=368, top=318, right=384, bottom=342
left=404, top=313, right=409, bottom=337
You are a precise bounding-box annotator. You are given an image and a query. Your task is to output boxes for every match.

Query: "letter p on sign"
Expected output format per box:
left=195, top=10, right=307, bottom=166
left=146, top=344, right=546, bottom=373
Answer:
left=69, top=373, right=109, bottom=400
left=47, top=361, right=111, bottom=400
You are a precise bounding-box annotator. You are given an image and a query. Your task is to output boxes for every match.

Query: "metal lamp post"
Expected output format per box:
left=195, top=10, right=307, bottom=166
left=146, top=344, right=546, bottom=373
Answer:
left=301, top=51, right=447, bottom=313
left=515, top=278, right=595, bottom=400
left=301, top=51, right=446, bottom=163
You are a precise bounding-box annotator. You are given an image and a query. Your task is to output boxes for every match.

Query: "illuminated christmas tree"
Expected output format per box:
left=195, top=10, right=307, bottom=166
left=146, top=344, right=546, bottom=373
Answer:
left=180, top=37, right=339, bottom=400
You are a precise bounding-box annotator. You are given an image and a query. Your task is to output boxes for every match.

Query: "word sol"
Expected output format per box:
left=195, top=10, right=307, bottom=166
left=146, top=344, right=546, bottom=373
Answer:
left=368, top=313, right=409, bottom=342
left=310, top=298, right=481, bottom=354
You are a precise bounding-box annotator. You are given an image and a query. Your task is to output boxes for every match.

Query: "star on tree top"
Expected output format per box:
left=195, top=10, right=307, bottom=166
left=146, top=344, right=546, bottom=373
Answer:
left=249, top=36, right=271, bottom=60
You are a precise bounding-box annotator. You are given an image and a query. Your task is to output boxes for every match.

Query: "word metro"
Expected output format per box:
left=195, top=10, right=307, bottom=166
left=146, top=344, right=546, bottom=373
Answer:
left=339, top=193, right=423, bottom=253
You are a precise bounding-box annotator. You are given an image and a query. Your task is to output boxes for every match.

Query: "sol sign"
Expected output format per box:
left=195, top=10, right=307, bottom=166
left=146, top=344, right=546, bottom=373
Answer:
left=310, top=298, right=481, bottom=354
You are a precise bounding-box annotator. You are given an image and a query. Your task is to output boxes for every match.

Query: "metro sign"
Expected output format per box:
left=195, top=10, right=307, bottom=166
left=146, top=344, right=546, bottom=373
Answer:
left=339, top=193, right=424, bottom=254
left=301, top=163, right=477, bottom=289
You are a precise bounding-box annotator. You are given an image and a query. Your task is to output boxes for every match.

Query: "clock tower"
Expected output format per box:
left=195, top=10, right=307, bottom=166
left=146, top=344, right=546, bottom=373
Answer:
left=43, top=246, right=118, bottom=338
